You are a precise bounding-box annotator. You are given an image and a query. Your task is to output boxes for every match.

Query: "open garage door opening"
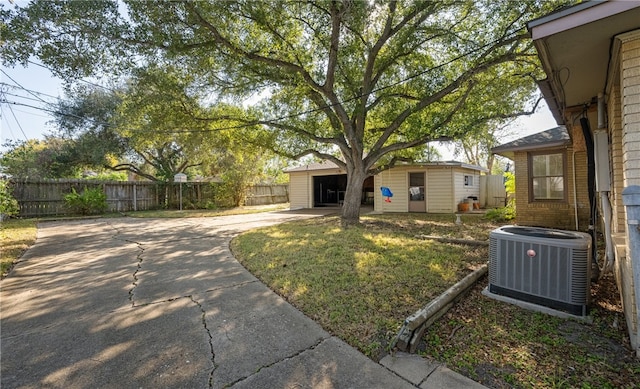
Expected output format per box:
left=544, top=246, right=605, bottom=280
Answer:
left=313, top=175, right=374, bottom=207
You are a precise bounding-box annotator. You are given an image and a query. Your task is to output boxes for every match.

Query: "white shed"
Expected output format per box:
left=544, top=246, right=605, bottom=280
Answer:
left=286, top=161, right=487, bottom=213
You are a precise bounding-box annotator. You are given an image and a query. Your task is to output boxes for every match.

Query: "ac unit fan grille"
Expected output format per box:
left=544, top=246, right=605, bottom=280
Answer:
left=488, top=226, right=591, bottom=316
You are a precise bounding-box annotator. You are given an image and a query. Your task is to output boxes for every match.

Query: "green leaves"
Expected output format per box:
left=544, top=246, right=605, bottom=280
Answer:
left=2, top=0, right=131, bottom=79
left=0, top=179, right=19, bottom=219
left=63, top=186, right=108, bottom=215
left=2, top=0, right=576, bottom=222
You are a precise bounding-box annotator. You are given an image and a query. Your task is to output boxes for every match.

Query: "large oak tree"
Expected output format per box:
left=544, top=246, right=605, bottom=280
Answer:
left=2, top=0, right=568, bottom=225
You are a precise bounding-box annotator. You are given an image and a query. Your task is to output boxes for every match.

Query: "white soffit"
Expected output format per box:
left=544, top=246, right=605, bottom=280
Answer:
left=530, top=1, right=640, bottom=40
left=530, top=2, right=640, bottom=108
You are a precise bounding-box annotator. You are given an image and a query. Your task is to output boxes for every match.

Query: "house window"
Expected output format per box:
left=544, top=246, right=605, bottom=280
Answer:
left=464, top=175, right=473, bottom=186
left=529, top=151, right=566, bottom=201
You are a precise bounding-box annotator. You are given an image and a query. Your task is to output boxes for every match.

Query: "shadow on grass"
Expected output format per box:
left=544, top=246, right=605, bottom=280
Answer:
left=231, top=215, right=491, bottom=359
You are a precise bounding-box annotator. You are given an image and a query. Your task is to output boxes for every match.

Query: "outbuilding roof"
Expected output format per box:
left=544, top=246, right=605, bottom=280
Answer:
left=491, top=126, right=571, bottom=160
left=285, top=160, right=488, bottom=173
left=284, top=161, right=342, bottom=173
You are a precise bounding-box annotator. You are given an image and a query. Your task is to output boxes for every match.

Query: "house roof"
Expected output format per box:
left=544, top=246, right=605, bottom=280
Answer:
left=285, top=160, right=488, bottom=173
left=527, top=2, right=640, bottom=124
left=491, top=126, right=571, bottom=159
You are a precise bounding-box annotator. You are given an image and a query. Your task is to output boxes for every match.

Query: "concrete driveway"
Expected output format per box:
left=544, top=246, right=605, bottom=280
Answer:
left=1, top=210, right=416, bottom=388
left=2, top=209, right=488, bottom=389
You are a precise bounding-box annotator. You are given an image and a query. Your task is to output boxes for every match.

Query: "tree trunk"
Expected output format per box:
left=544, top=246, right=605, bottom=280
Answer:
left=341, top=166, right=367, bottom=228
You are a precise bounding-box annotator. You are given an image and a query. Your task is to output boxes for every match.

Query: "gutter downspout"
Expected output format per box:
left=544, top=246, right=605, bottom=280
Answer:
left=580, top=117, right=600, bottom=280
left=595, top=92, right=615, bottom=272
left=572, top=150, right=579, bottom=230
left=600, top=190, right=615, bottom=272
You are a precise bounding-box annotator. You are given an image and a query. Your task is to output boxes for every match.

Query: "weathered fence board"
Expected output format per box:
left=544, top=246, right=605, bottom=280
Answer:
left=9, top=179, right=289, bottom=217
left=245, top=185, right=289, bottom=206
left=480, top=175, right=508, bottom=208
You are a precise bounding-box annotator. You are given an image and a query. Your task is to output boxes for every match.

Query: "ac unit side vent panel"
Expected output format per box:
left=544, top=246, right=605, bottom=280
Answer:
left=488, top=225, right=591, bottom=316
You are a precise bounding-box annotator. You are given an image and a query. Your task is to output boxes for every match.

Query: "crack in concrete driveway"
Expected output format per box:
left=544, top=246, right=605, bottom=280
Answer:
left=1, top=210, right=417, bottom=389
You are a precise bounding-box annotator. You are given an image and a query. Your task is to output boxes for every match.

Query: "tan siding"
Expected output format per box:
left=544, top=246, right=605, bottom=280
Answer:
left=288, top=172, right=310, bottom=209
left=378, top=167, right=409, bottom=212
left=374, top=174, right=382, bottom=212
left=453, top=169, right=481, bottom=206
left=426, top=168, right=454, bottom=212
left=374, top=165, right=482, bottom=213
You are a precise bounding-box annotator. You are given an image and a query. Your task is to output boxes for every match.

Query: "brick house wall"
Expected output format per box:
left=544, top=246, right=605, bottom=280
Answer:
left=609, top=83, right=626, bottom=234
left=513, top=146, right=590, bottom=231
left=618, top=30, right=640, bottom=353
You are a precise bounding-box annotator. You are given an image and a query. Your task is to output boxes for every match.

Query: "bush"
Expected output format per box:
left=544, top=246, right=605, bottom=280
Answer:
left=0, top=179, right=19, bottom=220
left=484, top=200, right=516, bottom=222
left=64, top=187, right=108, bottom=215
left=485, top=172, right=516, bottom=222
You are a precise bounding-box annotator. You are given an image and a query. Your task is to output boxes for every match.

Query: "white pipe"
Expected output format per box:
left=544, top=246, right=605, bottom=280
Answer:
left=600, top=191, right=615, bottom=272
left=595, top=92, right=614, bottom=273
left=572, top=150, right=579, bottom=230
left=598, top=92, right=606, bottom=129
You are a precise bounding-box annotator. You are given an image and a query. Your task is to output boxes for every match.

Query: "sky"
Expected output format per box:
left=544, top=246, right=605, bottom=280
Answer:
left=0, top=60, right=559, bottom=157
left=1, top=62, right=67, bottom=149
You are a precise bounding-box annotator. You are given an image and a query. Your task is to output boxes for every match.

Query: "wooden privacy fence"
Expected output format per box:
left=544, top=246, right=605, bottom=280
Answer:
left=9, top=179, right=289, bottom=218
left=479, top=175, right=508, bottom=208
left=244, top=185, right=289, bottom=206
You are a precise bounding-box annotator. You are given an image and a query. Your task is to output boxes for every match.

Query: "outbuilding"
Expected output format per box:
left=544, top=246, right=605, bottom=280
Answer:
left=286, top=161, right=487, bottom=213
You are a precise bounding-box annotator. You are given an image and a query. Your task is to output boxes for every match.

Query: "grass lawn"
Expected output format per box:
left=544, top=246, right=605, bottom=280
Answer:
left=231, top=212, right=640, bottom=388
left=1, top=219, right=37, bottom=277
left=231, top=213, right=493, bottom=358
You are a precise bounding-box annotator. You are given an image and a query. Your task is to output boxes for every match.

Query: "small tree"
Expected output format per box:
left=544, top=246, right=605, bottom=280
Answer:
left=484, top=172, right=516, bottom=222
left=0, top=180, right=19, bottom=220
left=63, top=187, right=108, bottom=215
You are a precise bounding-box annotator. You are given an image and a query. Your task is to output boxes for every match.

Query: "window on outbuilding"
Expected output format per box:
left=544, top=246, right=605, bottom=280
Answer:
left=528, top=150, right=566, bottom=202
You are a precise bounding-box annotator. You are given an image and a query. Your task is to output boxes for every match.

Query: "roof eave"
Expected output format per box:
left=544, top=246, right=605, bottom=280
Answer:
left=528, top=1, right=640, bottom=120
left=537, top=78, right=565, bottom=126
left=527, top=0, right=639, bottom=40
left=492, top=140, right=571, bottom=156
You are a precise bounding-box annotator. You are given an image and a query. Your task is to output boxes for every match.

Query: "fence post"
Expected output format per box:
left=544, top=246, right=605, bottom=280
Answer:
left=133, top=183, right=137, bottom=212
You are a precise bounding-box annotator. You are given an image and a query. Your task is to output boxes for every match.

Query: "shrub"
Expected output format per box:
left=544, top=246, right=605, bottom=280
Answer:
left=0, top=179, right=19, bottom=220
left=64, top=187, right=108, bottom=215
left=485, top=200, right=516, bottom=222
left=485, top=172, right=516, bottom=222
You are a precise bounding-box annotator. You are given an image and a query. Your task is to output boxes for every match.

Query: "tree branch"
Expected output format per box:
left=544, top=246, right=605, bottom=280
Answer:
left=184, top=2, right=324, bottom=93
left=324, top=1, right=342, bottom=92
left=366, top=80, right=476, bottom=167
left=109, top=163, right=159, bottom=182
left=367, top=155, right=413, bottom=176
left=290, top=149, right=346, bottom=170
left=369, top=44, right=525, bottom=155
left=258, top=120, right=346, bottom=147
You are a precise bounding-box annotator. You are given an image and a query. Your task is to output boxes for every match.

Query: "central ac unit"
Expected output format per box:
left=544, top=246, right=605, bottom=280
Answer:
left=488, top=225, right=592, bottom=316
